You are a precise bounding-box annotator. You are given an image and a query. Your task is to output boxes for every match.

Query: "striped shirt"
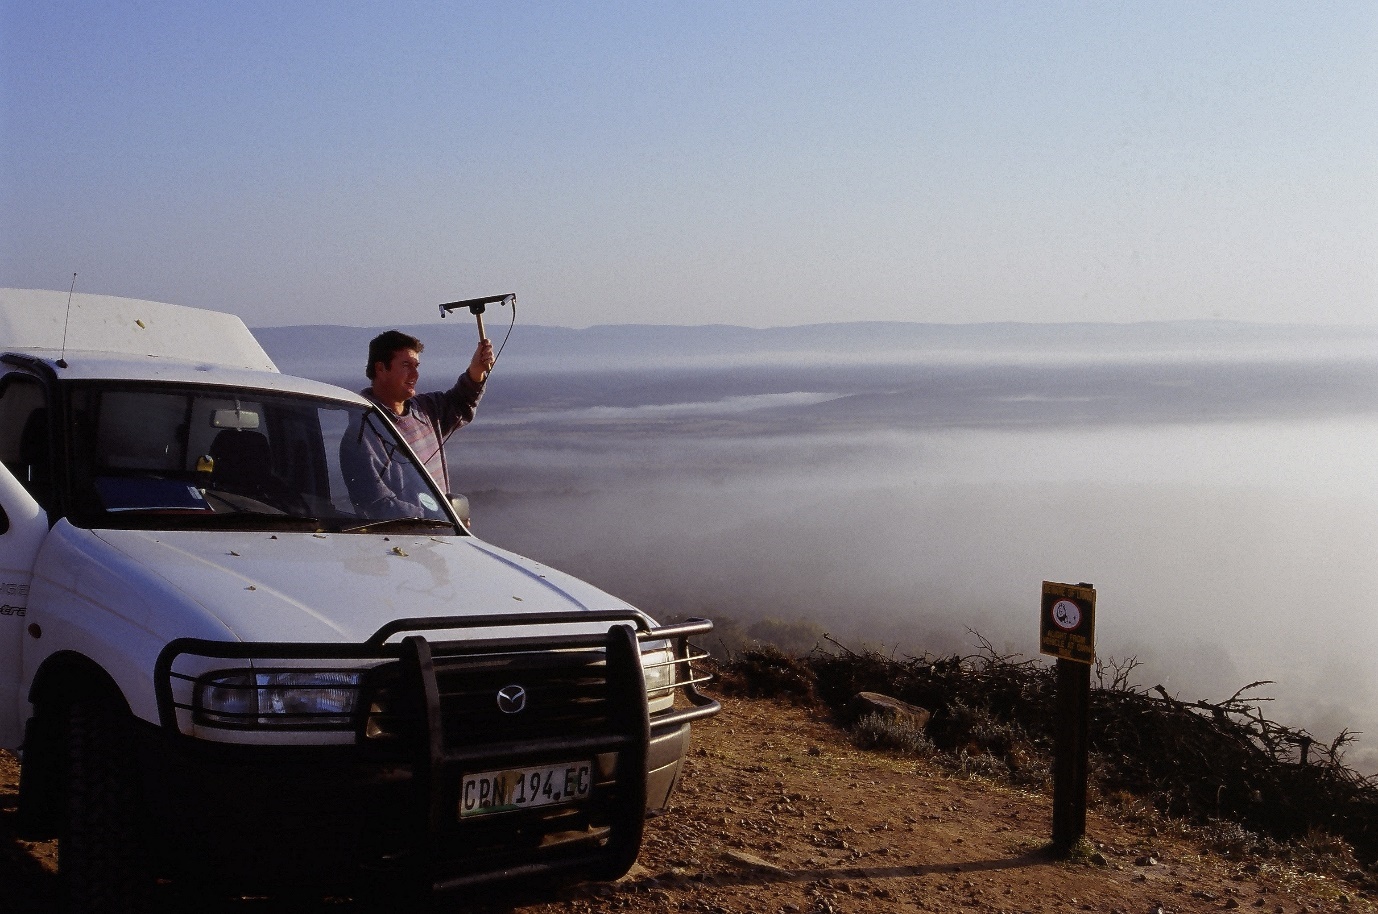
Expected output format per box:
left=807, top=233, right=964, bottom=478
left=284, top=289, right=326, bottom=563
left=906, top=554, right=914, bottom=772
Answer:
left=360, top=372, right=484, bottom=494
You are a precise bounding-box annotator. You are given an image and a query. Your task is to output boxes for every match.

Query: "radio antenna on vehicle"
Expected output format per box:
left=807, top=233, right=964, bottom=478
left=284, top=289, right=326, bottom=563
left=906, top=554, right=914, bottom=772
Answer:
left=57, top=272, right=76, bottom=368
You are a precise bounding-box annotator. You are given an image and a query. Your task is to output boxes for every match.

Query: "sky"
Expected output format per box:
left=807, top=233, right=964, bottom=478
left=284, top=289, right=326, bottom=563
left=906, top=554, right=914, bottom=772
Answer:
left=2, top=1, right=1375, bottom=329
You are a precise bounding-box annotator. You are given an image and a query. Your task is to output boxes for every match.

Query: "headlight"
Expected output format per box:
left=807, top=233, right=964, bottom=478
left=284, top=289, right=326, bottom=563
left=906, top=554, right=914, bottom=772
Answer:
left=641, top=647, right=677, bottom=698
left=195, top=669, right=362, bottom=729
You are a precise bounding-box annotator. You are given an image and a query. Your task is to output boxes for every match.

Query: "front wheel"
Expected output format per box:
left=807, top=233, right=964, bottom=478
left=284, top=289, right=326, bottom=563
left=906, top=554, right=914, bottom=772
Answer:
left=59, top=694, right=151, bottom=914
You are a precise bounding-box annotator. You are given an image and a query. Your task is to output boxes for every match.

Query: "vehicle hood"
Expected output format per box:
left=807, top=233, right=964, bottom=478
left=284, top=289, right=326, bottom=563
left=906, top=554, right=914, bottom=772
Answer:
left=89, top=529, right=640, bottom=644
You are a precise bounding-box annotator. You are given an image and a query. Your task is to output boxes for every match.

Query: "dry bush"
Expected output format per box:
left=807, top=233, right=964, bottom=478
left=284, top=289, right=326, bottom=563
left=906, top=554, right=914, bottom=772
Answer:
left=850, top=711, right=934, bottom=755
left=712, top=646, right=818, bottom=704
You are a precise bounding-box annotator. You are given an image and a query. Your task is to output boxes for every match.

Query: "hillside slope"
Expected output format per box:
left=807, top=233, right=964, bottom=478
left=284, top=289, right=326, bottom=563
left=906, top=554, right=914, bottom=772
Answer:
left=0, top=697, right=1369, bottom=912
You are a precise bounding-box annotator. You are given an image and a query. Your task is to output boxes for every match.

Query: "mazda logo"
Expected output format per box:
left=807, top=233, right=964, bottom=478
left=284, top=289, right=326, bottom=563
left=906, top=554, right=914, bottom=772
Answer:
left=496, top=684, right=527, bottom=715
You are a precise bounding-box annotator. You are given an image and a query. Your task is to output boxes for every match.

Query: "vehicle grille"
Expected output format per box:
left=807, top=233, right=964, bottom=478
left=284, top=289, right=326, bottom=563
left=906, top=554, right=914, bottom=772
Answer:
left=434, top=649, right=611, bottom=747
left=363, top=649, right=615, bottom=749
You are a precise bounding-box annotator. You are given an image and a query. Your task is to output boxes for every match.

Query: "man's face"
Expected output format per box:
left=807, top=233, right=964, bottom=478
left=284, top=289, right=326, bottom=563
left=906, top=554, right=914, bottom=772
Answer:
left=373, top=348, right=421, bottom=406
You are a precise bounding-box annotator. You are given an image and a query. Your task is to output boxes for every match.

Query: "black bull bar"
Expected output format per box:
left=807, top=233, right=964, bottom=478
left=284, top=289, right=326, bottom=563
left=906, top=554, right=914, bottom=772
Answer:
left=153, top=611, right=720, bottom=890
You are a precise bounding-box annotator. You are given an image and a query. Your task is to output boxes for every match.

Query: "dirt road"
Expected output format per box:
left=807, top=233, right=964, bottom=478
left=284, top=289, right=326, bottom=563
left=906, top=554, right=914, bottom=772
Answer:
left=1, top=696, right=1369, bottom=912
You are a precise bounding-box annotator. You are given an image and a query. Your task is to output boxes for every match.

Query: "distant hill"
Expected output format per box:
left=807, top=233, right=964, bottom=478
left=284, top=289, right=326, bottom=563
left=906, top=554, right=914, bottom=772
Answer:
left=254, top=319, right=1378, bottom=381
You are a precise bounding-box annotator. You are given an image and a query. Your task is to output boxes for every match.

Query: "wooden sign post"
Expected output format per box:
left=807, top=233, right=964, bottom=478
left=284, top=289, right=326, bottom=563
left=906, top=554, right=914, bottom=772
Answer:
left=1040, top=581, right=1096, bottom=852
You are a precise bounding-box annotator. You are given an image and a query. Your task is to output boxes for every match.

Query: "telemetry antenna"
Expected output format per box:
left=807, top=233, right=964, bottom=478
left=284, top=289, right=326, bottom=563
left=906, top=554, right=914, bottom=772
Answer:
left=438, top=293, right=515, bottom=343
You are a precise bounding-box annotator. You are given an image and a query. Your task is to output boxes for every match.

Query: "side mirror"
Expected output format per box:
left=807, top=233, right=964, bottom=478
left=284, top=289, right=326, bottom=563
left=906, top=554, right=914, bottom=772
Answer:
left=447, top=493, right=471, bottom=529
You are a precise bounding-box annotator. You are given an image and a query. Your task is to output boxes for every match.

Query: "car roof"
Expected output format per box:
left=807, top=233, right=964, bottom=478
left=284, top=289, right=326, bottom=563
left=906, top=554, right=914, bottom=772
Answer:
left=0, top=288, right=276, bottom=372
left=0, top=288, right=363, bottom=404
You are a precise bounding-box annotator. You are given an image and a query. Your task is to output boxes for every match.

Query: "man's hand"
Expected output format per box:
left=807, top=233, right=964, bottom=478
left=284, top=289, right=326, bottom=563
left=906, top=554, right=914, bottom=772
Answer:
left=467, top=339, right=496, bottom=383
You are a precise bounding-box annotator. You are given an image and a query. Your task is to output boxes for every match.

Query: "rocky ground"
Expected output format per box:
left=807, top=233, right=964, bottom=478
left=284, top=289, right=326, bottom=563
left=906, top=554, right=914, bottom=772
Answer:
left=2, top=696, right=1371, bottom=912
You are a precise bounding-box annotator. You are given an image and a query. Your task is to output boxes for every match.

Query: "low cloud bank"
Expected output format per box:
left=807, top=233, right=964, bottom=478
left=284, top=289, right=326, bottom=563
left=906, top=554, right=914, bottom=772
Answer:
left=456, top=421, right=1378, bottom=773
left=260, top=324, right=1378, bottom=772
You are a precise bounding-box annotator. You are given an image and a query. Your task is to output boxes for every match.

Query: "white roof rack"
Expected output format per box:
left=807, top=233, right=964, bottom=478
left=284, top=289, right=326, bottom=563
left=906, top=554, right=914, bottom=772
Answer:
left=0, top=288, right=277, bottom=373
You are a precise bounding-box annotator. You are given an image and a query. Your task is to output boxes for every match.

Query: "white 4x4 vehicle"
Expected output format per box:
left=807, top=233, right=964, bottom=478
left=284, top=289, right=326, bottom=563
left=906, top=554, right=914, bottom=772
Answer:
left=0, top=289, right=717, bottom=908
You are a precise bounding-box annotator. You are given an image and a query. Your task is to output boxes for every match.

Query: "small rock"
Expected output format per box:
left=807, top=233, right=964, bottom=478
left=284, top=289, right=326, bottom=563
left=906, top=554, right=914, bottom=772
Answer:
left=1136, top=855, right=1160, bottom=867
left=617, top=863, right=651, bottom=883
left=721, top=850, right=787, bottom=874
left=850, top=691, right=933, bottom=729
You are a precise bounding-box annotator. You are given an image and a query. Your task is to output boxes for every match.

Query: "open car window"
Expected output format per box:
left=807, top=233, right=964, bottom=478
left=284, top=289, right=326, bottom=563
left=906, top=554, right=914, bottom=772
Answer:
left=64, top=383, right=461, bottom=534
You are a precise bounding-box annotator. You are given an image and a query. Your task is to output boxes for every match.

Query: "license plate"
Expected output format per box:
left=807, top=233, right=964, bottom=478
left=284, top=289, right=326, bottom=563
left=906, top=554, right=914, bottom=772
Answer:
left=460, top=761, right=593, bottom=818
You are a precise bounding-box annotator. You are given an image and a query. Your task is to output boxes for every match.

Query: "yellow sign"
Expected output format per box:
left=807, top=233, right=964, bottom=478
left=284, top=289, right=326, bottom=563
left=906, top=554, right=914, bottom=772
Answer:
left=1040, top=581, right=1096, bottom=664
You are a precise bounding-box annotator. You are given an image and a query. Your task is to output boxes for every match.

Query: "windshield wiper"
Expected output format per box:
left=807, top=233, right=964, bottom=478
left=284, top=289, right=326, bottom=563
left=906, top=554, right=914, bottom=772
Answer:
left=104, top=511, right=322, bottom=531
left=337, top=517, right=459, bottom=535
left=188, top=511, right=321, bottom=527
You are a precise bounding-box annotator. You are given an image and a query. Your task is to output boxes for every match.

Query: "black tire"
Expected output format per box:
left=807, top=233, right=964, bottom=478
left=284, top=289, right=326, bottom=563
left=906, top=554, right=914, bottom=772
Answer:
left=16, top=707, right=62, bottom=839
left=59, top=693, right=151, bottom=914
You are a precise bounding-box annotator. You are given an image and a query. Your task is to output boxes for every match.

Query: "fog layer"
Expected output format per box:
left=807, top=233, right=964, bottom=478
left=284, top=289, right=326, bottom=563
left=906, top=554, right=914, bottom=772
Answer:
left=262, top=321, right=1378, bottom=771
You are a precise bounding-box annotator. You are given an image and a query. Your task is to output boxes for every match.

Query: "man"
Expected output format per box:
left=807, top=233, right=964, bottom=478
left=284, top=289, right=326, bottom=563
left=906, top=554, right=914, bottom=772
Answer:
left=340, top=330, right=494, bottom=516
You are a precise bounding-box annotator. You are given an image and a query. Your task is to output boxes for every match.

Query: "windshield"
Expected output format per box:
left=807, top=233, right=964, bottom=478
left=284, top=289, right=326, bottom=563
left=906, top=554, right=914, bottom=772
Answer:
left=65, top=383, right=460, bottom=534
